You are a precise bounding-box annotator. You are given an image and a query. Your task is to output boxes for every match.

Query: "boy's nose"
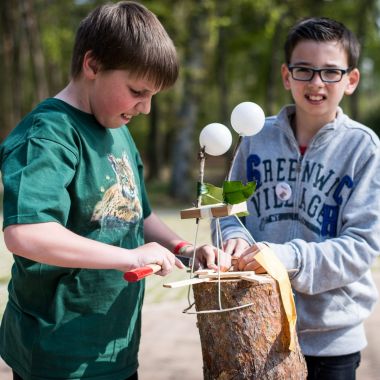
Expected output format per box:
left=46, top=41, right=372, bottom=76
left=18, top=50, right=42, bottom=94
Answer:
left=310, top=72, right=325, bottom=85
left=136, top=99, right=151, bottom=115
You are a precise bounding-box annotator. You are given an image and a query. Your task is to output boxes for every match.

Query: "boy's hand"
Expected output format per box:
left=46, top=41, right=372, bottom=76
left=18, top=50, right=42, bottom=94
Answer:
left=223, top=238, right=251, bottom=257
left=236, top=243, right=267, bottom=273
left=181, top=244, right=231, bottom=272
left=131, top=242, right=184, bottom=276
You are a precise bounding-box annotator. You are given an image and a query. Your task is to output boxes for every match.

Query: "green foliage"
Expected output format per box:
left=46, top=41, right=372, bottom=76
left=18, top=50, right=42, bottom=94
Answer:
left=2, top=0, right=380, bottom=196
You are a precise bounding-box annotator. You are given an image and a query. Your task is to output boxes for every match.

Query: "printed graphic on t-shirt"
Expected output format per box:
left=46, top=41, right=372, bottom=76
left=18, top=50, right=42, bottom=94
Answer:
left=246, top=154, right=353, bottom=237
left=91, top=153, right=142, bottom=226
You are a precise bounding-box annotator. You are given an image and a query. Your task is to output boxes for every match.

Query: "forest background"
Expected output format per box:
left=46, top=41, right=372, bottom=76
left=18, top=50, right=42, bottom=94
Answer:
left=2, top=0, right=380, bottom=203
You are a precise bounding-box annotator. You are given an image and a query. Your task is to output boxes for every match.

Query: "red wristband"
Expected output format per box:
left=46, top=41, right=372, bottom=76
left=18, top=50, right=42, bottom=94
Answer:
left=173, top=241, right=191, bottom=255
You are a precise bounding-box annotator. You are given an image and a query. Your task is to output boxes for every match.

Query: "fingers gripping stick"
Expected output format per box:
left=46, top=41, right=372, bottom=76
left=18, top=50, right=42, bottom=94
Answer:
left=124, top=264, right=161, bottom=282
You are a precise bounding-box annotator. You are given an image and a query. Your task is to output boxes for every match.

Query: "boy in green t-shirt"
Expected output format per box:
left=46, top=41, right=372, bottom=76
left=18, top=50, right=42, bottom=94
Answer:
left=0, top=2, right=229, bottom=379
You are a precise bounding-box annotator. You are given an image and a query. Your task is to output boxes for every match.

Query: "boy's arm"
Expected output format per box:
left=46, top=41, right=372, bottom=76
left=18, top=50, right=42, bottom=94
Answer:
left=4, top=221, right=179, bottom=275
left=144, top=212, right=231, bottom=271
left=216, top=129, right=380, bottom=295
left=237, top=150, right=380, bottom=295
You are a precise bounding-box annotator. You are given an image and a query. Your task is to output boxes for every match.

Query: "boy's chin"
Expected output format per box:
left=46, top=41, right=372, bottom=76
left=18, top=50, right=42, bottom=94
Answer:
left=102, top=122, right=125, bottom=129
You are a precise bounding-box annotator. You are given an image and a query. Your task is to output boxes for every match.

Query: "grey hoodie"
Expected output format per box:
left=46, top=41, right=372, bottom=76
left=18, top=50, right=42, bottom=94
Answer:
left=216, top=105, right=380, bottom=356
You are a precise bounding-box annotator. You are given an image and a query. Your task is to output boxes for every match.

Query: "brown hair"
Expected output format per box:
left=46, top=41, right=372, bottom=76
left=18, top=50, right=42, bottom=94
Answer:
left=284, top=17, right=360, bottom=69
left=70, top=1, right=178, bottom=90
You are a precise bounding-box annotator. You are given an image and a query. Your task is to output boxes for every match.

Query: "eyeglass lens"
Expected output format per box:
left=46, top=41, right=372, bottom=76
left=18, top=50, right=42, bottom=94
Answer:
left=291, top=67, right=344, bottom=82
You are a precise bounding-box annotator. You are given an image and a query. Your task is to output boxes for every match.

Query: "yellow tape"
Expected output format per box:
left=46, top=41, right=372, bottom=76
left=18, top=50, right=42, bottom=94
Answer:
left=254, top=246, right=297, bottom=351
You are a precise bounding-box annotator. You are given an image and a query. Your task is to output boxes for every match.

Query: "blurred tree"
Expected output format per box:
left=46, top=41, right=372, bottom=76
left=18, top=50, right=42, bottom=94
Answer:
left=142, top=0, right=180, bottom=181
left=1, top=0, right=380, bottom=199
left=1, top=0, right=22, bottom=140
left=349, top=0, right=377, bottom=121
left=21, top=0, right=49, bottom=102
left=0, top=0, right=49, bottom=141
left=169, top=0, right=211, bottom=200
left=146, top=96, right=162, bottom=181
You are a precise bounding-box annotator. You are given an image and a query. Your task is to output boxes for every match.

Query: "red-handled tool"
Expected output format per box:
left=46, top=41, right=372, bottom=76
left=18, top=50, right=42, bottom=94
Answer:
left=124, top=264, right=161, bottom=282
left=123, top=256, right=191, bottom=282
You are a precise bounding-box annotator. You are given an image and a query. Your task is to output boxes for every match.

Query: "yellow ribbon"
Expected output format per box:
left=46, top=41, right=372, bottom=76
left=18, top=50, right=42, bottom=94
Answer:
left=254, top=245, right=297, bottom=351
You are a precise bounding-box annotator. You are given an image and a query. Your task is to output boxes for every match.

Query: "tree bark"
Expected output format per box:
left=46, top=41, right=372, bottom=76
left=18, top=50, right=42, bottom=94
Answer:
left=350, top=0, right=375, bottom=121
left=20, top=0, right=49, bottom=101
left=193, top=278, right=307, bottom=380
left=169, top=4, right=208, bottom=201
left=264, top=12, right=287, bottom=116
left=146, top=96, right=163, bottom=181
left=0, top=1, right=17, bottom=141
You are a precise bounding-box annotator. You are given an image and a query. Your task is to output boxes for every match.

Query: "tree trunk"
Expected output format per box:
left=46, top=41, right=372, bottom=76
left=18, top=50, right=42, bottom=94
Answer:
left=0, top=1, right=17, bottom=141
left=146, top=96, right=162, bottom=181
left=215, top=11, right=229, bottom=127
left=264, top=13, right=287, bottom=116
left=193, top=278, right=307, bottom=380
left=169, top=4, right=208, bottom=201
left=215, top=10, right=234, bottom=170
left=20, top=0, right=49, bottom=101
left=350, top=0, right=375, bottom=121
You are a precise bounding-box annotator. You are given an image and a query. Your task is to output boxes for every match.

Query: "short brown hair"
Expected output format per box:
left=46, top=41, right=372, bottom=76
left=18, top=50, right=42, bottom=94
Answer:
left=71, top=1, right=179, bottom=90
left=284, top=17, right=360, bottom=69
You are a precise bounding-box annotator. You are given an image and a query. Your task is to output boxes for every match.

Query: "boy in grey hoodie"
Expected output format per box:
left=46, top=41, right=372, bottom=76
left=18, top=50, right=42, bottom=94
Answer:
left=217, top=17, right=380, bottom=379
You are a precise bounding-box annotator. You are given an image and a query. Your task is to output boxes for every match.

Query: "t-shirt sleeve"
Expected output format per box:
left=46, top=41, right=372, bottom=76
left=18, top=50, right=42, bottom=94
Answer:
left=2, top=137, right=78, bottom=228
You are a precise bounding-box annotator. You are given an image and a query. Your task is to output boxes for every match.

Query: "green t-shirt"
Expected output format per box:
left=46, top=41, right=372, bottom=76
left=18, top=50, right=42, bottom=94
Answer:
left=0, top=98, right=152, bottom=380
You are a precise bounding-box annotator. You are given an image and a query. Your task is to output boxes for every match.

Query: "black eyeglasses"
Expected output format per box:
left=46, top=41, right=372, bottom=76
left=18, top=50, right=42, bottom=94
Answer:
left=287, top=65, right=350, bottom=83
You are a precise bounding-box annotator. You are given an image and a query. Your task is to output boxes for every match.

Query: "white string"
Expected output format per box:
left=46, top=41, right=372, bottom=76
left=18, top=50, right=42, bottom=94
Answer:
left=226, top=135, right=242, bottom=182
left=186, top=219, right=201, bottom=307
left=204, top=193, right=223, bottom=203
left=233, top=214, right=256, bottom=245
left=182, top=214, right=257, bottom=315
left=215, top=218, right=222, bottom=309
left=183, top=302, right=254, bottom=314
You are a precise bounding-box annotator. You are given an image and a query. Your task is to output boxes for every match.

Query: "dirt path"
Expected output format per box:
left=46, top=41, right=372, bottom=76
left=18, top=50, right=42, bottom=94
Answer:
left=138, top=272, right=380, bottom=380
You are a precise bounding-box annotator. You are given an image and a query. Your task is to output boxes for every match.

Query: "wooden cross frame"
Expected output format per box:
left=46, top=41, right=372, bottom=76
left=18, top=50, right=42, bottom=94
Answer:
left=163, top=269, right=272, bottom=289
left=180, top=201, right=247, bottom=220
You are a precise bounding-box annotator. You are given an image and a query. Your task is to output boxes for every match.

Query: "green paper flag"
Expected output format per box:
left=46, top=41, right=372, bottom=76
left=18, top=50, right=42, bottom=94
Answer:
left=223, top=180, right=256, bottom=204
left=199, top=180, right=256, bottom=207
left=199, top=182, right=224, bottom=205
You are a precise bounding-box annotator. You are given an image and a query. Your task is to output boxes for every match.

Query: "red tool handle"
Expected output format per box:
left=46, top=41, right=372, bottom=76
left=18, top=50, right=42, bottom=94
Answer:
left=124, top=264, right=161, bottom=282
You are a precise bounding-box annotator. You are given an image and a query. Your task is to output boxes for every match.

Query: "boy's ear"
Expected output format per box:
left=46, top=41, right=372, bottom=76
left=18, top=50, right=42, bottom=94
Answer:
left=345, top=68, right=360, bottom=95
left=281, top=64, right=291, bottom=90
left=82, top=51, right=99, bottom=79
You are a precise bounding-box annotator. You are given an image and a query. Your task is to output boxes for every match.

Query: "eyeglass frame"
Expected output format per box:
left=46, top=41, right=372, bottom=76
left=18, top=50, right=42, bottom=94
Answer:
left=287, top=65, right=351, bottom=83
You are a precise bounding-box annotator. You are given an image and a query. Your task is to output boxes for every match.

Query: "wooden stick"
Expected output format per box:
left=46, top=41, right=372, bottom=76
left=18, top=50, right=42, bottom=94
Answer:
left=240, top=273, right=272, bottom=284
left=197, top=147, right=206, bottom=208
left=163, top=277, right=211, bottom=288
left=194, top=269, right=215, bottom=275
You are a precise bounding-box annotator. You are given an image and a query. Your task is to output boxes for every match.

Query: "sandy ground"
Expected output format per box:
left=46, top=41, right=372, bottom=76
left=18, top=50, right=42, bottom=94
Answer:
left=1, top=273, right=380, bottom=380
left=138, top=270, right=380, bottom=380
left=1, top=210, right=380, bottom=379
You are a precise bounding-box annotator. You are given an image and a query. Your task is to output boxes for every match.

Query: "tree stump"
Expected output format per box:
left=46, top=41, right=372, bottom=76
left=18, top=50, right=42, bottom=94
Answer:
left=192, top=277, right=307, bottom=380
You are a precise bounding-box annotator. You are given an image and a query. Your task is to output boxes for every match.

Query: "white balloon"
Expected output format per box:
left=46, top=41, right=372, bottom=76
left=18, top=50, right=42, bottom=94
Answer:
left=199, top=123, right=232, bottom=156
left=230, top=102, right=265, bottom=136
